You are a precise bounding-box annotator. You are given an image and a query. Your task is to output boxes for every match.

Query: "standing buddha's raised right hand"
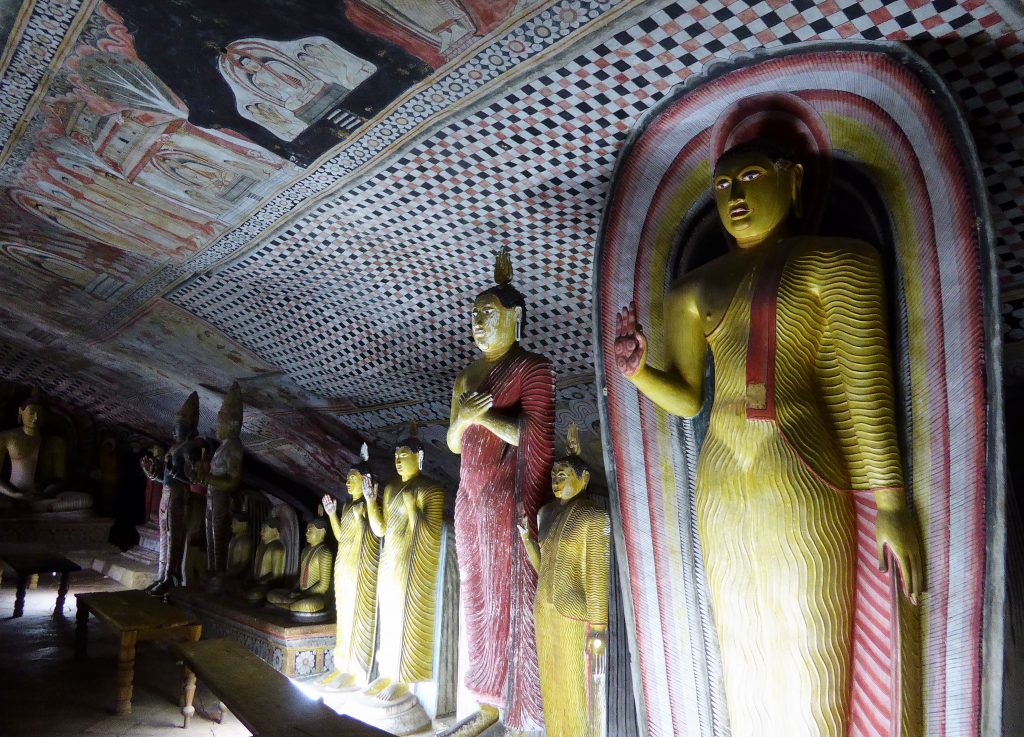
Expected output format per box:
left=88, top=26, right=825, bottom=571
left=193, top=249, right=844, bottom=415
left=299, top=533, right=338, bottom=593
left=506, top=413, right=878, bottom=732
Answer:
left=322, top=494, right=337, bottom=516
left=614, top=301, right=648, bottom=377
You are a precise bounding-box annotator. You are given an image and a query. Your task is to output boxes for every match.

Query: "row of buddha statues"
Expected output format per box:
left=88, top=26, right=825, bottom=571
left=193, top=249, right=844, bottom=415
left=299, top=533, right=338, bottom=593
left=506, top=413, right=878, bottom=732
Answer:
left=139, top=370, right=609, bottom=737
left=0, top=130, right=927, bottom=737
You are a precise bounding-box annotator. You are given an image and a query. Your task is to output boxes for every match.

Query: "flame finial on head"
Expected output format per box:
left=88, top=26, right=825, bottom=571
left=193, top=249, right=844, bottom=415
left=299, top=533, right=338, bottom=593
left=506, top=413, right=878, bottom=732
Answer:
left=360, top=442, right=369, bottom=463
left=566, top=421, right=581, bottom=457
left=218, top=381, right=243, bottom=435
left=177, top=391, right=200, bottom=432
left=494, top=245, right=513, bottom=286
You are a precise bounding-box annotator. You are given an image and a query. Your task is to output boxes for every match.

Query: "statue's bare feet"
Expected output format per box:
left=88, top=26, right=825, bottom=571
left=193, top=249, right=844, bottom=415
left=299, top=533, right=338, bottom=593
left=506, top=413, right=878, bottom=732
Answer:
left=362, top=676, right=391, bottom=696
left=375, top=680, right=408, bottom=703
left=319, top=671, right=358, bottom=691
left=437, top=705, right=499, bottom=737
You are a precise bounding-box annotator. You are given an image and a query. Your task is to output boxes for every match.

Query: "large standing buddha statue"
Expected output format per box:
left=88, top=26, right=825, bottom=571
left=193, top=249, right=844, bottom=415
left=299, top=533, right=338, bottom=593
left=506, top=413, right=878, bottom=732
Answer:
left=614, top=122, right=924, bottom=736
left=142, top=391, right=208, bottom=595
left=188, top=382, right=244, bottom=578
left=518, top=423, right=610, bottom=737
left=443, top=247, right=553, bottom=735
left=320, top=445, right=380, bottom=691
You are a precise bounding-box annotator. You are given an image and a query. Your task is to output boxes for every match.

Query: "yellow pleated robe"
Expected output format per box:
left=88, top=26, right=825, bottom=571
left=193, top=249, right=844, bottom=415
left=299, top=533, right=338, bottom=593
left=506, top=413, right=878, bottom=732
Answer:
left=534, top=498, right=610, bottom=737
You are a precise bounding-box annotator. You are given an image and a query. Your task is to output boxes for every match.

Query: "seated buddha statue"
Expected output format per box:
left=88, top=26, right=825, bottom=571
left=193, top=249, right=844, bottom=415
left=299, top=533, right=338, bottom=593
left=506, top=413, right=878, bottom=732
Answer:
left=0, top=390, right=93, bottom=512
left=267, top=519, right=333, bottom=615
left=226, top=512, right=254, bottom=578
left=244, top=519, right=287, bottom=605
left=518, top=423, right=610, bottom=737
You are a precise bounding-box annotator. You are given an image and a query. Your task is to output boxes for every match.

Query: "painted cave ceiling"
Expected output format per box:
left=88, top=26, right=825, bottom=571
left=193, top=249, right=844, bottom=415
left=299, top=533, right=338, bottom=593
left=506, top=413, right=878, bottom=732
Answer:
left=0, top=0, right=1021, bottom=492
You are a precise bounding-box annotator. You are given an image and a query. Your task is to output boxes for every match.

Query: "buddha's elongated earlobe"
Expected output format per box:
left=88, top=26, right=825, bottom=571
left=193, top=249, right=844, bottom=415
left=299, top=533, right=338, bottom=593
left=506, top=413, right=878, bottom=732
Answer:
left=514, top=305, right=523, bottom=342
left=417, top=450, right=424, bottom=470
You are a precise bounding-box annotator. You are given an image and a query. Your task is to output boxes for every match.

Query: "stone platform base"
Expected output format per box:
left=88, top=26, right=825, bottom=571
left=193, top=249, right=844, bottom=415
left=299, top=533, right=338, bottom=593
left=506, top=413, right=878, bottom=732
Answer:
left=169, top=588, right=336, bottom=677
left=0, top=510, right=113, bottom=548
left=83, top=545, right=158, bottom=589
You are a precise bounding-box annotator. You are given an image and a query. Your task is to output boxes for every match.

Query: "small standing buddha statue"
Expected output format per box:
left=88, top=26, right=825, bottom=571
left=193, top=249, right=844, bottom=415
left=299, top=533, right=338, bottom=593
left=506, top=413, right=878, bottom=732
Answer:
left=267, top=519, right=333, bottom=615
left=361, top=428, right=445, bottom=708
left=518, top=423, right=610, bottom=737
left=320, top=445, right=381, bottom=691
left=226, top=512, right=254, bottom=579
left=245, top=519, right=287, bottom=604
left=0, top=388, right=93, bottom=512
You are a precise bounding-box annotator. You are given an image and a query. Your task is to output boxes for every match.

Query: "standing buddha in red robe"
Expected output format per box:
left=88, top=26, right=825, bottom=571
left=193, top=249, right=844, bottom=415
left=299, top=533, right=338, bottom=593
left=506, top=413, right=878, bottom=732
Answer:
left=445, top=247, right=554, bottom=735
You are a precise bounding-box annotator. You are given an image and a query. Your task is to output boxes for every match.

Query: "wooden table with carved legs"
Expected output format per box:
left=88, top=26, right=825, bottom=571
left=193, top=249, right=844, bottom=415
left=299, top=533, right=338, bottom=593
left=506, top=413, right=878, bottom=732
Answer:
left=0, top=554, right=81, bottom=617
left=74, top=590, right=201, bottom=719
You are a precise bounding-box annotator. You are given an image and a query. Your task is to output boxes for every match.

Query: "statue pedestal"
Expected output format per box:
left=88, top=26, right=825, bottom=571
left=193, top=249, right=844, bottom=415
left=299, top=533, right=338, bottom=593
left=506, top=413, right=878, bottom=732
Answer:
left=83, top=513, right=160, bottom=589
left=168, top=588, right=336, bottom=677
left=346, top=690, right=431, bottom=736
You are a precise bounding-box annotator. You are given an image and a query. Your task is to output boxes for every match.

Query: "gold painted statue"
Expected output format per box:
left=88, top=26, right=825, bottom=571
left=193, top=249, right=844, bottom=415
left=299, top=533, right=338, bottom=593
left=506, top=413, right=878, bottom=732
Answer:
left=320, top=445, right=381, bottom=690
left=267, top=518, right=333, bottom=614
left=0, top=389, right=93, bottom=512
left=226, top=512, right=254, bottom=578
left=518, top=423, right=609, bottom=737
left=362, top=430, right=445, bottom=704
left=614, top=139, right=924, bottom=737
left=244, top=519, right=286, bottom=604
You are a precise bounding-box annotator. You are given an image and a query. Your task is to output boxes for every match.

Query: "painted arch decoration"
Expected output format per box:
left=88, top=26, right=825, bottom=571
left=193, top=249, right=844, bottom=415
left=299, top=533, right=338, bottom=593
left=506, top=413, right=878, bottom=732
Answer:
left=593, top=42, right=1003, bottom=737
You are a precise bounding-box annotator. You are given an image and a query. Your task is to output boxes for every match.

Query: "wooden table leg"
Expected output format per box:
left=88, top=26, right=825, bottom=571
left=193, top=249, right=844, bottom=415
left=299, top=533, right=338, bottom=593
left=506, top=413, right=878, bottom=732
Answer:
left=115, top=630, right=137, bottom=715
left=75, top=604, right=89, bottom=659
left=54, top=572, right=71, bottom=617
left=180, top=623, right=201, bottom=727
left=181, top=665, right=196, bottom=728
left=13, top=574, right=27, bottom=618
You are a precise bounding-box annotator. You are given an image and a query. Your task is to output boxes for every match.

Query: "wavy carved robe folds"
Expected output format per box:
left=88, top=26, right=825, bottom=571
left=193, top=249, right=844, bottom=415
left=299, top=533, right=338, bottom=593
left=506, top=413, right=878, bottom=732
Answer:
left=455, top=348, right=554, bottom=730
left=329, top=499, right=380, bottom=680
left=374, top=475, right=445, bottom=682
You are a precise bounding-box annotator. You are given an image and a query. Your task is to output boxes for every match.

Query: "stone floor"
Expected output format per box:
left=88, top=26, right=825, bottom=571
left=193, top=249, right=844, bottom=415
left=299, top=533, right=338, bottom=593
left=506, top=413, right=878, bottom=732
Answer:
left=0, top=570, right=249, bottom=737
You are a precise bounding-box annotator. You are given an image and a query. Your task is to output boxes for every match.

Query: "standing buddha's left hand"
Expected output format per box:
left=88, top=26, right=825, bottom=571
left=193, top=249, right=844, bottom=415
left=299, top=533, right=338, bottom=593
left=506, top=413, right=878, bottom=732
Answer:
left=875, top=506, right=924, bottom=604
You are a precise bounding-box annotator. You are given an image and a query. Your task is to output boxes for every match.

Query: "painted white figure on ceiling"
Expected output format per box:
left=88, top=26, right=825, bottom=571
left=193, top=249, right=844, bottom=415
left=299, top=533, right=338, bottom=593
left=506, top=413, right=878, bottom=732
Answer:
left=218, top=36, right=376, bottom=142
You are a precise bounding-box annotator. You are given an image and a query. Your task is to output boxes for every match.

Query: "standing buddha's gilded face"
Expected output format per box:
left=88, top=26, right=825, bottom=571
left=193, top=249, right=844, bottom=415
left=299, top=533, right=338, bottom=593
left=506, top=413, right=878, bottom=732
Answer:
left=472, top=294, right=519, bottom=355
left=551, top=461, right=590, bottom=501
left=346, top=470, right=365, bottom=500
left=394, top=446, right=420, bottom=479
left=713, top=148, right=802, bottom=248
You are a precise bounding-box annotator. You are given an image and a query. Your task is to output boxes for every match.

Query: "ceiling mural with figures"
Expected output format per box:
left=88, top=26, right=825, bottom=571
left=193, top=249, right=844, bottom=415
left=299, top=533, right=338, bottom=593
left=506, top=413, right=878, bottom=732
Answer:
left=0, top=0, right=1021, bottom=492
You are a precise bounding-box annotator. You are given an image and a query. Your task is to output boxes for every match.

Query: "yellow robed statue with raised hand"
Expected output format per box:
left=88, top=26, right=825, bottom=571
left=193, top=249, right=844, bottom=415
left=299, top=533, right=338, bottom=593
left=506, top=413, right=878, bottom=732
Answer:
left=321, top=444, right=380, bottom=690
left=518, top=422, right=610, bottom=737
left=614, top=101, right=924, bottom=736
left=363, top=428, right=445, bottom=700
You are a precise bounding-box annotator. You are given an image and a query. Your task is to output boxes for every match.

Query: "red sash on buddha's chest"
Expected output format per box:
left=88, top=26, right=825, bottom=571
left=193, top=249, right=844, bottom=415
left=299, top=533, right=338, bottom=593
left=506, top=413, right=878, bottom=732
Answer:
left=745, top=243, right=795, bottom=421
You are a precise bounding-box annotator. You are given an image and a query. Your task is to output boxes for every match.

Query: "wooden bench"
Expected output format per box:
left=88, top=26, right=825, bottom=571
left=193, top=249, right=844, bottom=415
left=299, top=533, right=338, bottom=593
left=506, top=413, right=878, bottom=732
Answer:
left=75, top=590, right=201, bottom=718
left=0, top=553, right=81, bottom=617
left=173, top=638, right=392, bottom=736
